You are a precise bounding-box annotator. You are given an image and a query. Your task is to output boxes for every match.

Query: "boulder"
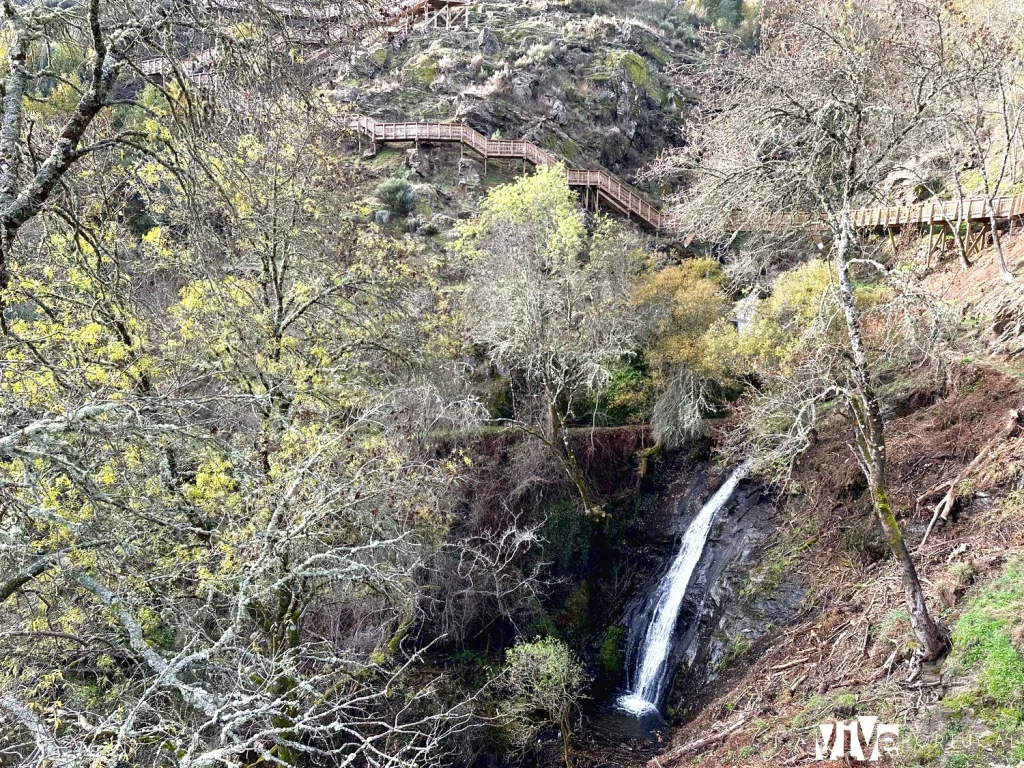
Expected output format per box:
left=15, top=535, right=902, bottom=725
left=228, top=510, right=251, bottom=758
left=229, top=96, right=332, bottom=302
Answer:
left=545, top=96, right=568, bottom=125
left=431, top=213, right=456, bottom=230
left=457, top=157, right=483, bottom=189
left=476, top=27, right=502, bottom=55
left=405, top=147, right=431, bottom=179
left=511, top=70, right=535, bottom=102
left=455, top=95, right=498, bottom=134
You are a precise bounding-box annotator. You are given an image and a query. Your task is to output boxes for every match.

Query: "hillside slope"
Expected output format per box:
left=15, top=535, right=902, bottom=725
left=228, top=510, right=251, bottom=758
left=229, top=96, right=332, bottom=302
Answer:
left=646, top=238, right=1024, bottom=768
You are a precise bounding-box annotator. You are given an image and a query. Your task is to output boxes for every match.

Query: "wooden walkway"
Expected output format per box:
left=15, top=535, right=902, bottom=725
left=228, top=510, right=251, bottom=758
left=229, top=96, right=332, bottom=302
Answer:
left=354, top=116, right=1024, bottom=242
left=352, top=117, right=666, bottom=229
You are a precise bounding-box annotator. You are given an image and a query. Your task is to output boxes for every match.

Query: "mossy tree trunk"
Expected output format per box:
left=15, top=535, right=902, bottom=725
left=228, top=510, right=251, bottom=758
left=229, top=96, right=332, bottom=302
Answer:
left=548, top=400, right=600, bottom=518
left=833, top=217, right=949, bottom=666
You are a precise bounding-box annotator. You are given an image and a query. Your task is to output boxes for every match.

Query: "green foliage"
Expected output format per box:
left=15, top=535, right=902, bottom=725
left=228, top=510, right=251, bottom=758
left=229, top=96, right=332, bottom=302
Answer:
left=376, top=175, right=416, bottom=217
left=563, top=582, right=592, bottom=638
left=714, top=0, right=742, bottom=27
left=636, top=257, right=730, bottom=382
left=914, top=741, right=943, bottom=764
left=458, top=172, right=644, bottom=516
left=499, top=637, right=587, bottom=765
left=543, top=501, right=593, bottom=573
left=0, top=97, right=474, bottom=764
left=598, top=625, right=627, bottom=678
left=457, top=163, right=585, bottom=264
left=709, top=259, right=837, bottom=378
left=949, top=558, right=1024, bottom=703
left=716, top=634, right=752, bottom=672
left=596, top=359, right=655, bottom=425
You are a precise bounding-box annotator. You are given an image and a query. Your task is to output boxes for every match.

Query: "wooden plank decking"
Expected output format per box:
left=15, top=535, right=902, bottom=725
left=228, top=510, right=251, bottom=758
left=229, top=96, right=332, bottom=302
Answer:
left=353, top=116, right=1024, bottom=238
left=352, top=117, right=667, bottom=230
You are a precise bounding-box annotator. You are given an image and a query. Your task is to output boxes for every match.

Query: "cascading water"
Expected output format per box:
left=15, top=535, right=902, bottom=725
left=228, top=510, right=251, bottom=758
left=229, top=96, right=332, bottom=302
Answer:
left=617, top=464, right=750, bottom=717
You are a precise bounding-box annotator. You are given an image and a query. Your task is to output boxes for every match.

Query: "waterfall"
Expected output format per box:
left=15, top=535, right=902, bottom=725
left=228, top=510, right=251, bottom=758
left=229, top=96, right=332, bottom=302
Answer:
left=618, top=464, right=750, bottom=716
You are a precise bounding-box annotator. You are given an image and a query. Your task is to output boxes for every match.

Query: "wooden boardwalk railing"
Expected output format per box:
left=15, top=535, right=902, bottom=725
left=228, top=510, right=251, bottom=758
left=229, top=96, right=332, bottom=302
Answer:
left=353, top=116, right=1024, bottom=239
left=352, top=116, right=667, bottom=230
left=849, top=195, right=1024, bottom=228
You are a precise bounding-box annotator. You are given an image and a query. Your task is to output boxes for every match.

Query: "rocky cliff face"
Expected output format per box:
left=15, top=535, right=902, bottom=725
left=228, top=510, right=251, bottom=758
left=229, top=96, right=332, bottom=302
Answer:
left=333, top=0, right=691, bottom=184
left=617, top=455, right=801, bottom=722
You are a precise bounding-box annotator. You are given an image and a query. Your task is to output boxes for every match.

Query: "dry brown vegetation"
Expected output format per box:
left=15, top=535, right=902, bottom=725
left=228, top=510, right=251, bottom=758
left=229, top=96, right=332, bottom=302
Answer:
left=645, top=228, right=1024, bottom=766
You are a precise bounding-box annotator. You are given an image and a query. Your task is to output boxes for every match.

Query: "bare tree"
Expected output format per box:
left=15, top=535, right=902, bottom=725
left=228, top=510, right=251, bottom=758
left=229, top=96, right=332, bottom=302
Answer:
left=0, top=66, right=491, bottom=768
left=658, top=0, right=959, bottom=666
left=460, top=168, right=648, bottom=518
left=932, top=2, right=1024, bottom=280
left=0, top=0, right=376, bottom=323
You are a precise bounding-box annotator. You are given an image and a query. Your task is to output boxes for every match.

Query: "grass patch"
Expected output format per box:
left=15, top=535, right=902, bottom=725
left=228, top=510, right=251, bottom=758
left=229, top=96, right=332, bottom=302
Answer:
left=791, top=691, right=858, bottom=728
left=949, top=556, right=1024, bottom=702
left=936, top=556, right=1024, bottom=766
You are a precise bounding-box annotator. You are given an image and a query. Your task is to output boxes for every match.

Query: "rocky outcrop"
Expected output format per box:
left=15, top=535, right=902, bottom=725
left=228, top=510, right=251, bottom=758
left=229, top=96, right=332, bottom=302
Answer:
left=476, top=27, right=502, bottom=55
left=616, top=455, right=801, bottom=720
left=338, top=0, right=690, bottom=188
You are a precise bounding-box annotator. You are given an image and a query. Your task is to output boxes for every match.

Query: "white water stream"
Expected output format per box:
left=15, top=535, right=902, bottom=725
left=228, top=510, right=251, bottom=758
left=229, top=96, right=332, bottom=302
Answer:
left=617, top=464, right=750, bottom=716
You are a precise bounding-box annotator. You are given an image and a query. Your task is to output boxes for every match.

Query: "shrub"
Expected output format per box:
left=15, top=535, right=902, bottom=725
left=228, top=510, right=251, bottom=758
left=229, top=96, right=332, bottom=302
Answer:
left=597, top=625, right=627, bottom=678
left=375, top=176, right=415, bottom=217
left=500, top=637, right=587, bottom=768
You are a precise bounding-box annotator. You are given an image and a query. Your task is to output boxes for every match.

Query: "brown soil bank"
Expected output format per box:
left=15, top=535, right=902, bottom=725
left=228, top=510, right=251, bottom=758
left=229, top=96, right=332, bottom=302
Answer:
left=641, top=362, right=1024, bottom=768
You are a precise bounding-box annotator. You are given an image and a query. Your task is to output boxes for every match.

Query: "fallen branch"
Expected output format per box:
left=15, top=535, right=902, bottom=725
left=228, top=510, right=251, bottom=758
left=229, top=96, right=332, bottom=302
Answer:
left=789, top=673, right=808, bottom=694
left=917, top=409, right=1021, bottom=552
left=648, top=717, right=748, bottom=767
left=771, top=657, right=810, bottom=672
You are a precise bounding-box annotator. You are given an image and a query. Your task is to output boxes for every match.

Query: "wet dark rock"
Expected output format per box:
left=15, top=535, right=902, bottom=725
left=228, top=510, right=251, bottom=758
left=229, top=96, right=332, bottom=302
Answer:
left=611, top=452, right=803, bottom=722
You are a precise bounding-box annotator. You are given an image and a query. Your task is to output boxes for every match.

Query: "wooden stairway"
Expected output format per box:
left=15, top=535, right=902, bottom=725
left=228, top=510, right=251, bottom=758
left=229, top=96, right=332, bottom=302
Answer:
left=353, top=116, right=1024, bottom=241
left=351, top=116, right=666, bottom=230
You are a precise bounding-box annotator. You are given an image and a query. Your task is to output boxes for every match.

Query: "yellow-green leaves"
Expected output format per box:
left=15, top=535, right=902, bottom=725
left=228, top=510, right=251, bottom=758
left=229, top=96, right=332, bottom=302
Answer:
left=635, top=257, right=730, bottom=381
left=457, top=164, right=585, bottom=269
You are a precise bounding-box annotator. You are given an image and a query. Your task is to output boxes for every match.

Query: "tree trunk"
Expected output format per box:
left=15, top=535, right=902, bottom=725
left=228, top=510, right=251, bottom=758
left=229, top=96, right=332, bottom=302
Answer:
left=560, top=716, right=573, bottom=768
left=548, top=401, right=601, bottom=517
left=987, top=209, right=1014, bottom=283
left=833, top=216, right=948, bottom=665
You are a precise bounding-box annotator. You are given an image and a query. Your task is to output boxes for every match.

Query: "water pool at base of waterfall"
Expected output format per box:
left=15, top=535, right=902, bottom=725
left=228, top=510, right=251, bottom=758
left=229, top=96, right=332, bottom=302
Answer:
left=616, top=693, right=659, bottom=717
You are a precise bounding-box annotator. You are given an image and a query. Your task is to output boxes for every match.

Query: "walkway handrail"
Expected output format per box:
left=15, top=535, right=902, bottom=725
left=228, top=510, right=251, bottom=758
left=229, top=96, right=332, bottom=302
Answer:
left=352, top=116, right=666, bottom=230
left=352, top=115, right=1024, bottom=236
